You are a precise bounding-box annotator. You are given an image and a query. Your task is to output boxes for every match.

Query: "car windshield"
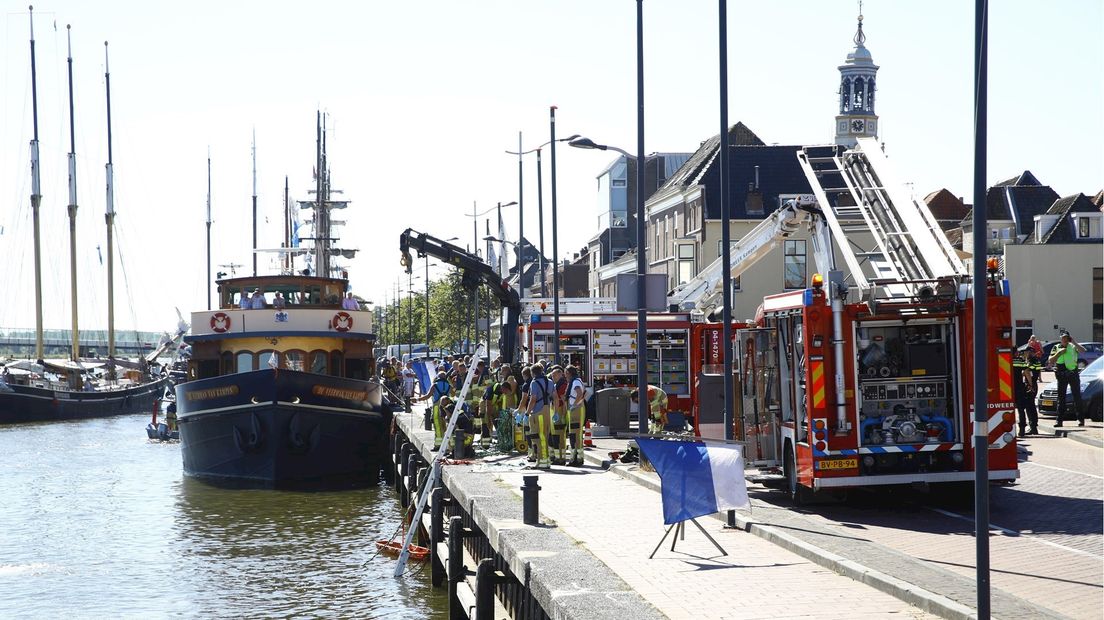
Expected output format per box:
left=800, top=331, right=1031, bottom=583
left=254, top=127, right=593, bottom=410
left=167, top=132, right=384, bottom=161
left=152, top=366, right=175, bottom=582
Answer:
left=1084, top=356, right=1104, bottom=378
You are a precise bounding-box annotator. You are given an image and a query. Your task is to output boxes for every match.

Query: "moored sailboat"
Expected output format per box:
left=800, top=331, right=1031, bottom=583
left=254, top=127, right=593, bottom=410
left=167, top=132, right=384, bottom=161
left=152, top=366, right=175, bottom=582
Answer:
left=0, top=10, right=167, bottom=424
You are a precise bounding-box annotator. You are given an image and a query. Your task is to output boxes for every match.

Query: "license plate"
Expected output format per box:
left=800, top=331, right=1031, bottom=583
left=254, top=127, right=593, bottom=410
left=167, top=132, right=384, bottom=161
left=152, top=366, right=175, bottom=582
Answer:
left=816, top=458, right=857, bottom=470
left=1040, top=399, right=1055, bottom=407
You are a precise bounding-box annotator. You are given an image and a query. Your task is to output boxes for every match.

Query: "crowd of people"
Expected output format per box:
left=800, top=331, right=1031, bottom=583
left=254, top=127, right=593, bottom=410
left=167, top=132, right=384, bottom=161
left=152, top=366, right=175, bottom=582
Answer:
left=1014, top=331, right=1089, bottom=436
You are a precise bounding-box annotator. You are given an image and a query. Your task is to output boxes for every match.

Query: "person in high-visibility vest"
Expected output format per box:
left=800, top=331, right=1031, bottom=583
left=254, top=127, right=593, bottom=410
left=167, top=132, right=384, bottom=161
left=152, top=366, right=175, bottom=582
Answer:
left=485, top=368, right=518, bottom=451
left=1048, top=332, right=1087, bottom=427
left=565, top=366, right=587, bottom=466
left=477, top=364, right=507, bottom=449
left=517, top=366, right=536, bottom=462
left=549, top=366, right=569, bottom=464
left=415, top=371, right=453, bottom=450
left=1012, top=350, right=1039, bottom=437
left=631, top=385, right=668, bottom=434
left=525, top=363, right=558, bottom=469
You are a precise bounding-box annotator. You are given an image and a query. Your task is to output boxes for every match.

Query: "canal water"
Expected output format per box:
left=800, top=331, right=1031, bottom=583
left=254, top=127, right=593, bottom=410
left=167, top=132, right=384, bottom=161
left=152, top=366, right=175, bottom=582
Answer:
left=0, top=414, right=448, bottom=618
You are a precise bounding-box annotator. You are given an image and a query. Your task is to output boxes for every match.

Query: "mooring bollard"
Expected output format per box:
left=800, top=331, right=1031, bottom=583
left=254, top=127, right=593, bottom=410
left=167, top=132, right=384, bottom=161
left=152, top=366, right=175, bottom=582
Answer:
left=453, top=429, right=467, bottom=459
left=423, top=407, right=433, bottom=431
left=405, top=455, right=419, bottom=506
left=521, top=475, right=540, bottom=525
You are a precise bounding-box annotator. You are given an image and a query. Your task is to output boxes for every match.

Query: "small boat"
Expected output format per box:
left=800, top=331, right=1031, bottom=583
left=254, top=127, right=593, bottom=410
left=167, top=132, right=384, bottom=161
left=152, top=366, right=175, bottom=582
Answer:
left=374, top=540, right=430, bottom=562
left=145, top=395, right=179, bottom=442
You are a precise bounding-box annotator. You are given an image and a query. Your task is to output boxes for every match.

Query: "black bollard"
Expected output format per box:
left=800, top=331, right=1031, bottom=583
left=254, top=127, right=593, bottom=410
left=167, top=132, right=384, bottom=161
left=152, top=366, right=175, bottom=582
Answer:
left=423, top=407, right=432, bottom=431
left=521, top=475, right=540, bottom=525
left=453, top=429, right=467, bottom=459
left=405, top=455, right=419, bottom=507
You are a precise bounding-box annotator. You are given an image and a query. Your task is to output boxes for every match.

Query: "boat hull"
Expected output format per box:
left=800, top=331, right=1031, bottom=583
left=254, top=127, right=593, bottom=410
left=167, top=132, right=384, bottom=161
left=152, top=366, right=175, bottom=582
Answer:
left=0, top=378, right=169, bottom=424
left=176, top=369, right=393, bottom=489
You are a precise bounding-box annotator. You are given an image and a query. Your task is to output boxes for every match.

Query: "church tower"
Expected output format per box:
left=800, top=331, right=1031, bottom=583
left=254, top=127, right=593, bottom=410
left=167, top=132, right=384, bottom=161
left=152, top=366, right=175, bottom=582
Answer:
left=835, top=13, right=879, bottom=147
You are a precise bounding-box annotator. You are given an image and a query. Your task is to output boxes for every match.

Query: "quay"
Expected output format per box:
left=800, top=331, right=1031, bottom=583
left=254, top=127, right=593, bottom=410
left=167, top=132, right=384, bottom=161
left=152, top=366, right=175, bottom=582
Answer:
left=389, top=407, right=1077, bottom=620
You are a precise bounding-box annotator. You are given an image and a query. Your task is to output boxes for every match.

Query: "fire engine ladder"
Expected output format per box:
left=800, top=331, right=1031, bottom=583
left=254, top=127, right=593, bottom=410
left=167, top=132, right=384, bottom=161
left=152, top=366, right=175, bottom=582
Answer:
left=797, top=137, right=967, bottom=300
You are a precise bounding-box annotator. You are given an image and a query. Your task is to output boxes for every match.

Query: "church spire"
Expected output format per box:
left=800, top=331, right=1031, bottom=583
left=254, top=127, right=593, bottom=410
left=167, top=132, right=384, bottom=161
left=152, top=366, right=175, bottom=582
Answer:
left=835, top=5, right=879, bottom=148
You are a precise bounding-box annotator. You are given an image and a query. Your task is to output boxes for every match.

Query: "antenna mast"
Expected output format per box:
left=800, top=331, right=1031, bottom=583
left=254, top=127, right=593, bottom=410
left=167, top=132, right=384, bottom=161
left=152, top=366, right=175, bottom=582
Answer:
left=206, top=149, right=212, bottom=310
left=28, top=6, right=44, bottom=361
left=252, top=129, right=258, bottom=277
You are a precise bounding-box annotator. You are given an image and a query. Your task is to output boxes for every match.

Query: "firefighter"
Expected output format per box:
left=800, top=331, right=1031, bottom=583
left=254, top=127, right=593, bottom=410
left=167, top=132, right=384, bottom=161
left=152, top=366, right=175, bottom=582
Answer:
left=630, top=384, right=668, bottom=434
left=442, top=399, right=474, bottom=459
left=1013, top=350, right=1039, bottom=437
left=565, top=366, right=587, bottom=466
left=485, top=369, right=518, bottom=452
left=524, top=363, right=557, bottom=469
left=549, top=366, right=569, bottom=464
left=415, top=371, right=453, bottom=450
left=517, top=366, right=536, bottom=461
left=470, top=361, right=493, bottom=448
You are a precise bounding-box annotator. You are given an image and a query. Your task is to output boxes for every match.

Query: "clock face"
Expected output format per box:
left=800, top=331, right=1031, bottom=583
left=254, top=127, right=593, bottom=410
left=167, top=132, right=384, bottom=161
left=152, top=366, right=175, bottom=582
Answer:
left=851, top=119, right=866, bottom=132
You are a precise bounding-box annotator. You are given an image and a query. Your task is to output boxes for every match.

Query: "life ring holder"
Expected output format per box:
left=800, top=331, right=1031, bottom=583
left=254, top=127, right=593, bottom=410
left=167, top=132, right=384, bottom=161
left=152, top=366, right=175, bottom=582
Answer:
left=210, top=312, right=231, bottom=333
left=332, top=311, right=353, bottom=332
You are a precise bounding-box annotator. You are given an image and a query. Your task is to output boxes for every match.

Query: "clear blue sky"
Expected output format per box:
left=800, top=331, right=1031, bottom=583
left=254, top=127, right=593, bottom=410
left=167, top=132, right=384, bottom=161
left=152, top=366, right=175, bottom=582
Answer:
left=2, top=0, right=1100, bottom=333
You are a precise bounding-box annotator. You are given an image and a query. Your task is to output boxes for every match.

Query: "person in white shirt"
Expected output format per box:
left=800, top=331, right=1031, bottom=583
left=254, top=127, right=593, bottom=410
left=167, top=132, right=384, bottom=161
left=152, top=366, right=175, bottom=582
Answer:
left=402, top=361, right=418, bottom=412
left=239, top=291, right=252, bottom=309
left=342, top=293, right=359, bottom=310
left=250, top=290, right=266, bottom=309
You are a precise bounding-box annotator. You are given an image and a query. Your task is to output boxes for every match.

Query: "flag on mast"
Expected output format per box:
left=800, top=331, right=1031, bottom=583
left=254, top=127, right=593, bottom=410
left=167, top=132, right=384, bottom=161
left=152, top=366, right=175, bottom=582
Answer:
left=497, top=209, right=509, bottom=278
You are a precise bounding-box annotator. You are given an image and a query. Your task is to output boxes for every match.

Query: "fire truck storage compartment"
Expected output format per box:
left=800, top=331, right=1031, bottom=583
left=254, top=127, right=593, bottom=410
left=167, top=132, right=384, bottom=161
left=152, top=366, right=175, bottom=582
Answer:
left=855, top=321, right=959, bottom=447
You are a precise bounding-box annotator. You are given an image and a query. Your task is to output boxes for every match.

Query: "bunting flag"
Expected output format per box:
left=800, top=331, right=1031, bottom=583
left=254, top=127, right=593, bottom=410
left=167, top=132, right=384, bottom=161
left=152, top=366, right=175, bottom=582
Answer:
left=635, top=438, right=750, bottom=524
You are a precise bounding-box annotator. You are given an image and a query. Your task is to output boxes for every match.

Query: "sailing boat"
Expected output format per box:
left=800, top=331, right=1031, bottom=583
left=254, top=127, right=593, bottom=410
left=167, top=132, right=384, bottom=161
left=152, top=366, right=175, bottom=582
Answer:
left=175, top=112, right=392, bottom=488
left=0, top=11, right=168, bottom=423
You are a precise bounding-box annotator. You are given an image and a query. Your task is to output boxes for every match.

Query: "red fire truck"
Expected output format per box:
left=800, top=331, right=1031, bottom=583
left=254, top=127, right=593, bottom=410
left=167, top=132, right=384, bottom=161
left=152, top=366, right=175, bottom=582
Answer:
left=668, top=138, right=1018, bottom=499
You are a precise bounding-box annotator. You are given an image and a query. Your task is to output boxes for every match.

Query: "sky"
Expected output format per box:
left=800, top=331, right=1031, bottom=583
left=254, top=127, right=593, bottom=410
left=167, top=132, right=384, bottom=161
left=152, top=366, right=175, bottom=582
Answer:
left=1, top=0, right=1101, bottom=334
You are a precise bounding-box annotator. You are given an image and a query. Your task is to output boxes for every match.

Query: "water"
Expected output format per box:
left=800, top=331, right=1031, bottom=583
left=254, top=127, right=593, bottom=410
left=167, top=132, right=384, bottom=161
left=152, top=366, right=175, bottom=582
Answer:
left=0, top=414, right=447, bottom=618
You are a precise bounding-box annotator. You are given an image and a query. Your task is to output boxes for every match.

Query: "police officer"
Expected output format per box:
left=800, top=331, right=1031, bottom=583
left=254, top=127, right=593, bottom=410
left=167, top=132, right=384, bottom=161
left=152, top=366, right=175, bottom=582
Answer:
left=1049, top=332, right=1087, bottom=427
left=1013, top=350, right=1039, bottom=437
left=631, top=384, right=668, bottom=434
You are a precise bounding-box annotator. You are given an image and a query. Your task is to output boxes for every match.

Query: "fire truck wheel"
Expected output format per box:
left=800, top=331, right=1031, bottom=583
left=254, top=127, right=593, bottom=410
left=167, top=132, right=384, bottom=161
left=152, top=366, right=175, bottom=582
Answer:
left=784, top=444, right=812, bottom=505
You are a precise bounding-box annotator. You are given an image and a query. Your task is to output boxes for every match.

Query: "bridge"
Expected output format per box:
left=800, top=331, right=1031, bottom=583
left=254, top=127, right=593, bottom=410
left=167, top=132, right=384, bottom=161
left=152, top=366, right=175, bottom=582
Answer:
left=0, top=328, right=165, bottom=358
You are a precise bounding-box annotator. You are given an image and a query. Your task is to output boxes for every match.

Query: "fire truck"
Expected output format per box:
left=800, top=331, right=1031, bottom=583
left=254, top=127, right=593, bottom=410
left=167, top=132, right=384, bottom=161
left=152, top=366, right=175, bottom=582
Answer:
left=668, top=137, right=1018, bottom=500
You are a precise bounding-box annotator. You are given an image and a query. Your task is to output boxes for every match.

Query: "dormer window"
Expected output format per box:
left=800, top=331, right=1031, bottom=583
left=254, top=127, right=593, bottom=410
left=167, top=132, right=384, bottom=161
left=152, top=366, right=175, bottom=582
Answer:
left=1080, top=216, right=1090, bottom=238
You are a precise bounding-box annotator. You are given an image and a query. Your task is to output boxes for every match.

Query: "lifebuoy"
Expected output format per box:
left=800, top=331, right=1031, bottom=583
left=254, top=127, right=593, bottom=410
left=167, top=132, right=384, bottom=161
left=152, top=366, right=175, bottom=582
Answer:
left=210, top=312, right=231, bottom=333
left=332, top=311, right=353, bottom=332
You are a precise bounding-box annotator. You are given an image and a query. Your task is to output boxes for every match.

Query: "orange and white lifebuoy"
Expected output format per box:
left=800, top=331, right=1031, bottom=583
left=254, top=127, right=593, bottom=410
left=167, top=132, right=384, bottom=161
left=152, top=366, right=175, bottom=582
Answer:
left=332, top=311, right=353, bottom=332
left=210, top=312, right=231, bottom=333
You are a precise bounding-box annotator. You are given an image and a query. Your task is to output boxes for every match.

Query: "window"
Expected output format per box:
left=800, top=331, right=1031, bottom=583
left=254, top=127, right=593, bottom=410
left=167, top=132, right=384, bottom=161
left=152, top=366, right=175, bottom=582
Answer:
left=330, top=350, right=344, bottom=377
left=1080, top=216, right=1090, bottom=238
left=853, top=78, right=865, bottom=110
left=784, top=240, right=807, bottom=289
left=612, top=179, right=626, bottom=188
left=677, top=244, right=695, bottom=285
left=285, top=350, right=305, bottom=371
left=310, top=350, right=328, bottom=374
left=236, top=351, right=255, bottom=373
left=1014, top=319, right=1033, bottom=347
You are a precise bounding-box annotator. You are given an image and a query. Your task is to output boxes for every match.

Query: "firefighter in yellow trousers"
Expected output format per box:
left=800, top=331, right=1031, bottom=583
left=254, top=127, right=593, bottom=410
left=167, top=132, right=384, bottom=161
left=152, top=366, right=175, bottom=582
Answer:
left=483, top=368, right=517, bottom=450
left=549, top=366, right=569, bottom=464
left=415, top=371, right=454, bottom=450
left=524, top=363, right=558, bottom=469
left=631, top=385, right=668, bottom=434
left=565, top=366, right=587, bottom=466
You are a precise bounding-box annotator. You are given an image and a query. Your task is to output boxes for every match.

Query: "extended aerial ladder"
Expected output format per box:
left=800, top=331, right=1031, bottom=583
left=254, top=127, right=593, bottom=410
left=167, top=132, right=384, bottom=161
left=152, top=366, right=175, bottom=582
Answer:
left=669, top=138, right=970, bottom=319
left=399, top=229, right=522, bottom=363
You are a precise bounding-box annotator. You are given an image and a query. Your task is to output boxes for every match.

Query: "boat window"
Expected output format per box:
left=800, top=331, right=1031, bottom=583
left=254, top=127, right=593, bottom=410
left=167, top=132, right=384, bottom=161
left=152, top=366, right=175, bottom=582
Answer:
left=330, top=350, right=344, bottom=376
left=220, top=351, right=233, bottom=374
left=310, top=350, right=328, bottom=374
left=258, top=350, right=277, bottom=370
left=236, top=351, right=255, bottom=373
left=223, top=286, right=243, bottom=309
left=285, top=350, right=305, bottom=372
left=306, top=287, right=322, bottom=305
left=323, top=283, right=343, bottom=306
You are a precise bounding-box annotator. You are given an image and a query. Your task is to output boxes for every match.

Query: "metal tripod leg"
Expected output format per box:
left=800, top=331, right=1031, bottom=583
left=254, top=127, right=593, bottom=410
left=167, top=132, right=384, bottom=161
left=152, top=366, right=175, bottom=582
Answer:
left=649, top=523, right=678, bottom=559
left=688, top=518, right=727, bottom=556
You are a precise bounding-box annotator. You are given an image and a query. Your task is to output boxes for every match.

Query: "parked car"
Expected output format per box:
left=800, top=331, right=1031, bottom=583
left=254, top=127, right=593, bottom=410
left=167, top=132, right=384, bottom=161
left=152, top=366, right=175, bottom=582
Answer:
left=1036, top=356, right=1103, bottom=421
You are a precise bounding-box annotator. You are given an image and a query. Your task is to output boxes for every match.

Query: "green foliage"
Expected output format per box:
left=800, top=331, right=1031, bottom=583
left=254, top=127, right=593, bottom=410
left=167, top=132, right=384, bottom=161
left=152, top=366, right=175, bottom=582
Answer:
left=377, top=269, right=497, bottom=353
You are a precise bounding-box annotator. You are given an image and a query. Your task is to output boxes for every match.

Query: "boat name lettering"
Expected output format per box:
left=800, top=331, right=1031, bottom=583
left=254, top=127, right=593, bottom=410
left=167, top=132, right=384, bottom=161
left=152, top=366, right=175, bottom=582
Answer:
left=311, top=385, right=367, bottom=401
left=185, top=385, right=240, bottom=401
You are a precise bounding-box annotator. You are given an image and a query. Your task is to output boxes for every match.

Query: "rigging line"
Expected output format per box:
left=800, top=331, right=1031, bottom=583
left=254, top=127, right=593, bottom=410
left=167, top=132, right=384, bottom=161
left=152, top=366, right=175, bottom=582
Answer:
left=111, top=220, right=142, bottom=339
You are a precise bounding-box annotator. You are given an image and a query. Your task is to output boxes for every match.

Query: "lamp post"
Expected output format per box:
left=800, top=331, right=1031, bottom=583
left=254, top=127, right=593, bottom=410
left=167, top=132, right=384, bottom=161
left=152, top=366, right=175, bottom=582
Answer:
left=718, top=0, right=735, bottom=443
left=568, top=133, right=647, bottom=436
left=506, top=132, right=579, bottom=300
left=466, top=202, right=515, bottom=355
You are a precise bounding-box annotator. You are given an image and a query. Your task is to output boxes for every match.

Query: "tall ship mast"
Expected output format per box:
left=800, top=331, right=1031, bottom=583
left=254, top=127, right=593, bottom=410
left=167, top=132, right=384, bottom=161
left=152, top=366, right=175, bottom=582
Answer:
left=1, top=10, right=169, bottom=424
left=176, top=113, right=390, bottom=488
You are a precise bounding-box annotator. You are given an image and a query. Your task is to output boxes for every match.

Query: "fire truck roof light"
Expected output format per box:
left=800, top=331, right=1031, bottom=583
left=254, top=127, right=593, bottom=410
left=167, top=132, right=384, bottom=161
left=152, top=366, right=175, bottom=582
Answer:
left=811, top=273, right=824, bottom=288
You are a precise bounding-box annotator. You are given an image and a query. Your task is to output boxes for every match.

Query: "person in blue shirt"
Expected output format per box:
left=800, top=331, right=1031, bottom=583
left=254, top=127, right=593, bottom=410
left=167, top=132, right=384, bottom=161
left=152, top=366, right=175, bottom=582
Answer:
left=416, top=371, right=454, bottom=449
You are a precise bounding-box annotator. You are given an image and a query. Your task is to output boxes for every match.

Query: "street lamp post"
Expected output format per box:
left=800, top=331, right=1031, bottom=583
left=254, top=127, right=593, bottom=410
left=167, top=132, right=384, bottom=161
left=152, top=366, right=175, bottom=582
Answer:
left=568, top=132, right=647, bottom=436
left=506, top=132, right=579, bottom=303
left=466, top=202, right=515, bottom=356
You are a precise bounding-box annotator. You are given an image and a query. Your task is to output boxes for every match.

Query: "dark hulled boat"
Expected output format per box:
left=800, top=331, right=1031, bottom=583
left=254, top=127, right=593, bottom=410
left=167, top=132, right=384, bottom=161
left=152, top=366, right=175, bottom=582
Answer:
left=177, top=116, right=391, bottom=488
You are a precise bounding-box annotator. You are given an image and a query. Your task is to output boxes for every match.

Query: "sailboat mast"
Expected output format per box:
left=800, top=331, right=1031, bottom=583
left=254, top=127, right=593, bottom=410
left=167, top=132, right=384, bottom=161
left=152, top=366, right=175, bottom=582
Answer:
left=314, top=111, right=327, bottom=277
left=104, top=41, right=115, bottom=359
left=251, top=129, right=257, bottom=277
left=284, top=175, right=290, bottom=273
left=28, top=7, right=44, bottom=361
left=206, top=149, right=212, bottom=310
left=65, top=25, right=80, bottom=362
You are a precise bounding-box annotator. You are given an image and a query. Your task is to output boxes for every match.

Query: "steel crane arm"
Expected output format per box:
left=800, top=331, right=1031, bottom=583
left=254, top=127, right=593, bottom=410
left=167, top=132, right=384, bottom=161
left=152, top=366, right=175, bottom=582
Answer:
left=398, top=228, right=521, bottom=362
left=668, top=197, right=823, bottom=316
